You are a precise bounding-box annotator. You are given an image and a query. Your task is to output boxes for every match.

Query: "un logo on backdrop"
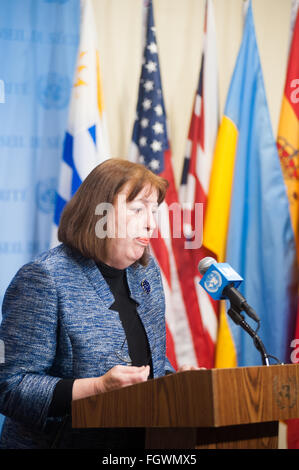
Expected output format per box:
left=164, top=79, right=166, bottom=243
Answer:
left=37, top=73, right=70, bottom=109
left=36, top=178, right=57, bottom=214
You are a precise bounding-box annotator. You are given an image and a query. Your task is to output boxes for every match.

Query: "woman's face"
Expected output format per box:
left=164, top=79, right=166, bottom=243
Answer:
left=104, top=183, right=158, bottom=269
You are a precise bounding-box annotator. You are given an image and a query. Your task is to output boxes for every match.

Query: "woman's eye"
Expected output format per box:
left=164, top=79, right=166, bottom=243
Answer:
left=132, top=207, right=143, bottom=214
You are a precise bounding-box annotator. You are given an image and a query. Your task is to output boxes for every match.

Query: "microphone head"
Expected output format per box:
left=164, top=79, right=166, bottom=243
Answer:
left=198, top=257, right=217, bottom=275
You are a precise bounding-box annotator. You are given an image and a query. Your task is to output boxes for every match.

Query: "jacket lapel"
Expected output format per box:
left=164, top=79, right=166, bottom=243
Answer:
left=126, top=265, right=156, bottom=354
left=70, top=248, right=157, bottom=371
left=126, top=265, right=143, bottom=305
left=75, top=253, right=115, bottom=309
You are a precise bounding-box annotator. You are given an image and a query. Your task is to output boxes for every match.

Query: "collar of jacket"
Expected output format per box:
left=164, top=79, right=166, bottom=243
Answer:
left=70, top=249, right=146, bottom=310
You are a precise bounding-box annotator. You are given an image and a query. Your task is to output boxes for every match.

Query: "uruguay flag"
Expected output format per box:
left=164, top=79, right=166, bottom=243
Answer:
left=204, top=1, right=298, bottom=367
left=52, top=0, right=109, bottom=245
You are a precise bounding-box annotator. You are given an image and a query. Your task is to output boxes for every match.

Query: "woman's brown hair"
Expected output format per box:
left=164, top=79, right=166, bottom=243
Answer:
left=58, top=158, right=169, bottom=266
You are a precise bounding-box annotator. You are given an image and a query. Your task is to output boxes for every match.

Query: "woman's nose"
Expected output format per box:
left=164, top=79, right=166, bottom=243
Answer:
left=146, top=209, right=157, bottom=232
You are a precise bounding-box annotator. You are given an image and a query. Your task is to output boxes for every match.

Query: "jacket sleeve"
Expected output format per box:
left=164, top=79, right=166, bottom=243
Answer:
left=164, top=357, right=176, bottom=374
left=0, top=261, right=61, bottom=430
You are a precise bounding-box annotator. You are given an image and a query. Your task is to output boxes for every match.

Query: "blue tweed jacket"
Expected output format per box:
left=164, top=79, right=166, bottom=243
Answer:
left=0, top=243, right=175, bottom=449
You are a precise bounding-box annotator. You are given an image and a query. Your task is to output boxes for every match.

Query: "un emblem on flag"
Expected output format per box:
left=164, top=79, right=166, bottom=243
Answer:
left=36, top=178, right=56, bottom=214
left=37, top=73, right=70, bottom=109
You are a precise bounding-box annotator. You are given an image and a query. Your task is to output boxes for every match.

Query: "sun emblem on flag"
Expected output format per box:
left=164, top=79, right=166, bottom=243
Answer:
left=73, top=51, right=88, bottom=97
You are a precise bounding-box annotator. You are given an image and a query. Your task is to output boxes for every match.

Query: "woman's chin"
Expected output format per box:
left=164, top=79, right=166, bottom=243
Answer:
left=131, top=243, right=145, bottom=260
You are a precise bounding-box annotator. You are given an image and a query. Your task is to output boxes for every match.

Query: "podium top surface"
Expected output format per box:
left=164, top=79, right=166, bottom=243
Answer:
left=72, top=363, right=299, bottom=429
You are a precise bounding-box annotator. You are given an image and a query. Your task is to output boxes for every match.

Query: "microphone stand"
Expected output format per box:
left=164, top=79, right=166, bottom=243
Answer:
left=227, top=302, right=270, bottom=366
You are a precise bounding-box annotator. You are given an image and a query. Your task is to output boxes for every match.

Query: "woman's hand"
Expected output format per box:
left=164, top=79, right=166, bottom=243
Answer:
left=72, top=365, right=151, bottom=401
left=95, top=365, right=151, bottom=394
left=177, top=364, right=206, bottom=372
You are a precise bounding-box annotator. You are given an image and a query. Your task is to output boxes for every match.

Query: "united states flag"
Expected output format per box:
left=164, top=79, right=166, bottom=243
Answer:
left=129, top=0, right=206, bottom=368
left=179, top=0, right=219, bottom=368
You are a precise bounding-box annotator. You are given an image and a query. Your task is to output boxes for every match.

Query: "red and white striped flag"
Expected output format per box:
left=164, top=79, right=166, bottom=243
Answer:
left=179, top=0, right=219, bottom=368
left=129, top=0, right=201, bottom=368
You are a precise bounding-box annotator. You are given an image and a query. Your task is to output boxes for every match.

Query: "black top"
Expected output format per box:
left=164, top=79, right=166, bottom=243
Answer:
left=48, top=261, right=153, bottom=417
left=98, top=260, right=152, bottom=369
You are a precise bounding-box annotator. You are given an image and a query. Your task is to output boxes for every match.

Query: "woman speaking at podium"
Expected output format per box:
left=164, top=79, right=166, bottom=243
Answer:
left=0, top=159, right=196, bottom=449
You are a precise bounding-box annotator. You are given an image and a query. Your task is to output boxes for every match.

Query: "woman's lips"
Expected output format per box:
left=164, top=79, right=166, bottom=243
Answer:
left=136, top=237, right=150, bottom=246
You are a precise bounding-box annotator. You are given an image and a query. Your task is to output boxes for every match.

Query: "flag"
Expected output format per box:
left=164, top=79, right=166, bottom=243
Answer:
left=179, top=0, right=219, bottom=368
left=289, top=0, right=299, bottom=45
left=204, top=1, right=298, bottom=368
left=277, top=8, right=299, bottom=264
left=276, top=2, right=299, bottom=449
left=129, top=0, right=204, bottom=368
left=52, top=0, right=109, bottom=245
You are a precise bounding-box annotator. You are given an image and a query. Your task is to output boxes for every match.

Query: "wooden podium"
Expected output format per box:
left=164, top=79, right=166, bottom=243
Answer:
left=72, top=364, right=299, bottom=449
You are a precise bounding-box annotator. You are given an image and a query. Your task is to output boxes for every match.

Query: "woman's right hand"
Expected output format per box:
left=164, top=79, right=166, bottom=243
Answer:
left=95, top=365, right=151, bottom=394
left=72, top=365, right=150, bottom=401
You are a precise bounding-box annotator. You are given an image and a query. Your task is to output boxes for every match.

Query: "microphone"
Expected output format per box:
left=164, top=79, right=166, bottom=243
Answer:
left=198, top=257, right=260, bottom=323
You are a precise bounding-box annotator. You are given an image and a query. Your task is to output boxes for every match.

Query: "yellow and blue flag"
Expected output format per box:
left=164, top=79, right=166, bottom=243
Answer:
left=204, top=1, right=298, bottom=367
